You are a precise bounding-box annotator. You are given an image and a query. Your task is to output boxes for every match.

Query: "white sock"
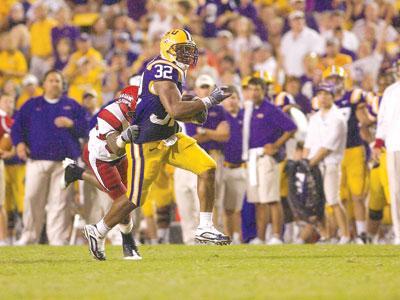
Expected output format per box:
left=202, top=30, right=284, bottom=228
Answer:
left=233, top=232, right=240, bottom=241
left=119, top=219, right=133, bottom=235
left=96, top=219, right=111, bottom=237
left=356, top=221, right=366, bottom=235
left=199, top=212, right=213, bottom=228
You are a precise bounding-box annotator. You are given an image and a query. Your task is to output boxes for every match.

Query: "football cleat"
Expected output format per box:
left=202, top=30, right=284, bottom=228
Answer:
left=195, top=226, right=231, bottom=245
left=354, top=232, right=369, bottom=245
left=61, top=158, right=84, bottom=189
left=249, top=237, right=264, bottom=245
left=83, top=224, right=106, bottom=261
left=338, top=236, right=351, bottom=245
left=121, top=233, right=142, bottom=260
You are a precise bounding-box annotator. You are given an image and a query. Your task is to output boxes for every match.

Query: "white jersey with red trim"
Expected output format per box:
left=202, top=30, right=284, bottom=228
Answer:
left=88, top=85, right=139, bottom=162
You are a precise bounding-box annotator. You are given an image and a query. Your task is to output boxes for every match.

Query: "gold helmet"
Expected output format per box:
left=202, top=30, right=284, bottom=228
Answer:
left=253, top=71, right=274, bottom=84
left=241, top=76, right=251, bottom=88
left=160, top=29, right=198, bottom=66
left=322, top=65, right=346, bottom=79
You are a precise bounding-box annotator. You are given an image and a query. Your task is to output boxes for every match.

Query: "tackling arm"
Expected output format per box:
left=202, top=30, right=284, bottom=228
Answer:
left=106, top=131, right=126, bottom=157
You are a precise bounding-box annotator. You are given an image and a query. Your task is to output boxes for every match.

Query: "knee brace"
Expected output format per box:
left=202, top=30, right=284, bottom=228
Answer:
left=369, top=209, right=383, bottom=221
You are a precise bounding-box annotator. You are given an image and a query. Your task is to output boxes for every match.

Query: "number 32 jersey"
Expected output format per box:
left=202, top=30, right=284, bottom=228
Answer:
left=132, top=56, right=185, bottom=144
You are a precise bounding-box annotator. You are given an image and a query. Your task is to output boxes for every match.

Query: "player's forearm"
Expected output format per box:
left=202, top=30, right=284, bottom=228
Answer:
left=170, top=99, right=206, bottom=119
left=192, top=134, right=211, bottom=144
left=203, top=128, right=230, bottom=142
left=107, top=132, right=126, bottom=156
left=274, top=130, right=295, bottom=149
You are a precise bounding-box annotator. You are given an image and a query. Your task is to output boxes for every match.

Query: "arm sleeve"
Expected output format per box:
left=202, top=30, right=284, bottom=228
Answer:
left=272, top=106, right=297, bottom=132
left=11, top=105, right=27, bottom=146
left=70, top=104, right=90, bottom=138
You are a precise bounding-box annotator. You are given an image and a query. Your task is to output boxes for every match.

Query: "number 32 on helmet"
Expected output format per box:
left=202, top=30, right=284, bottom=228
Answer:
left=160, top=29, right=198, bottom=67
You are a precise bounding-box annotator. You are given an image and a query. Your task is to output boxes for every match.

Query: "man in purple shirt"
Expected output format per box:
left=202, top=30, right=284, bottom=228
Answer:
left=220, top=86, right=245, bottom=244
left=242, top=77, right=297, bottom=245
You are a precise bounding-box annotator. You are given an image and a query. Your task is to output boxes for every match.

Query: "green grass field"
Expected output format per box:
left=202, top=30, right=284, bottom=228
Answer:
left=1, top=245, right=400, bottom=299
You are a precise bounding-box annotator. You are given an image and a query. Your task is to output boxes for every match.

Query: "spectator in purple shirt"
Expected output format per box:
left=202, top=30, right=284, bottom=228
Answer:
left=242, top=77, right=297, bottom=245
left=52, top=38, right=72, bottom=71
left=51, top=6, right=80, bottom=53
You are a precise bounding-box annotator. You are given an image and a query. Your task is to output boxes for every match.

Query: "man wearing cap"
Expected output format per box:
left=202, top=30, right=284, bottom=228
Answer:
left=242, top=77, right=297, bottom=245
left=374, top=60, right=400, bottom=245
left=281, top=10, right=324, bottom=77
left=285, top=0, right=319, bottom=32
left=303, top=83, right=350, bottom=244
left=178, top=74, right=230, bottom=231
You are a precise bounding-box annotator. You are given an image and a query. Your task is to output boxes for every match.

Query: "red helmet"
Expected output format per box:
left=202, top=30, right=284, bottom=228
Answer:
left=116, top=85, right=139, bottom=118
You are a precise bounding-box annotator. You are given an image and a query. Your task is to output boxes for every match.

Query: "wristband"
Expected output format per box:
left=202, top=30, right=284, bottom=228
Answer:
left=374, top=138, right=384, bottom=149
left=201, top=97, right=213, bottom=109
left=116, top=135, right=126, bottom=148
left=197, top=127, right=206, bottom=135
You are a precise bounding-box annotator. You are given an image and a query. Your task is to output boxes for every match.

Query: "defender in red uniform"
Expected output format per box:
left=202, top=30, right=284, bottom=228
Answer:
left=62, top=82, right=141, bottom=260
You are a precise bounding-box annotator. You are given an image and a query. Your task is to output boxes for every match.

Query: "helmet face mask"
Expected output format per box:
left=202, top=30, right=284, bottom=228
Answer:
left=169, top=42, right=198, bottom=66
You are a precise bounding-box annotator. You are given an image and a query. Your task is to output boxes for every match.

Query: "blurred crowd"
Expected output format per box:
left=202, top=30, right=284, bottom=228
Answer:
left=0, top=0, right=400, bottom=246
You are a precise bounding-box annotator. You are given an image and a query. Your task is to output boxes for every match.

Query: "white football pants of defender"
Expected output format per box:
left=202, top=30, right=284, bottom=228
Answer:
left=387, top=151, right=400, bottom=242
left=174, top=168, right=199, bottom=245
left=19, top=160, right=73, bottom=245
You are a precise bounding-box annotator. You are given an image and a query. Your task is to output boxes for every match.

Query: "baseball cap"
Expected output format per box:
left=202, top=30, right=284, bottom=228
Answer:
left=316, top=83, right=335, bottom=95
left=326, top=37, right=340, bottom=46
left=83, top=89, right=97, bottom=98
left=78, top=32, right=90, bottom=41
left=217, top=30, right=233, bottom=39
left=195, top=74, right=215, bottom=88
left=117, top=32, right=130, bottom=41
left=288, top=10, right=305, bottom=20
left=22, top=74, right=39, bottom=86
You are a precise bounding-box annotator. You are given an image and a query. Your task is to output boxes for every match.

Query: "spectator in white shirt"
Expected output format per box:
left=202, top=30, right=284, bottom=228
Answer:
left=373, top=60, right=400, bottom=245
left=304, top=83, right=350, bottom=244
left=281, top=11, right=324, bottom=77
